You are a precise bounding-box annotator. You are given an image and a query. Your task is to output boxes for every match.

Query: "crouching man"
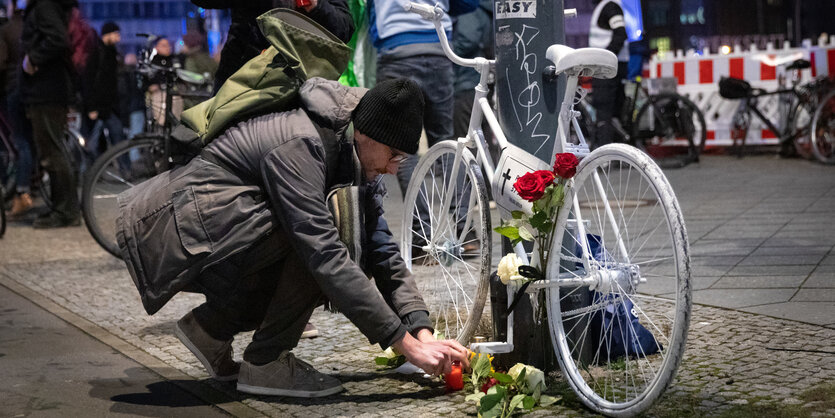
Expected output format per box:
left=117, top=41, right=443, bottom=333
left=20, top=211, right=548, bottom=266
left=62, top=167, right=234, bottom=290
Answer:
left=115, top=78, right=470, bottom=397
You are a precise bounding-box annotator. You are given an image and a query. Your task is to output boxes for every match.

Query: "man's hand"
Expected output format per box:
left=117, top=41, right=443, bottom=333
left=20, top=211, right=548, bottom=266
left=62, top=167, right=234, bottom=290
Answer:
left=392, top=332, right=470, bottom=376
left=22, top=54, right=37, bottom=75
left=88, top=111, right=99, bottom=121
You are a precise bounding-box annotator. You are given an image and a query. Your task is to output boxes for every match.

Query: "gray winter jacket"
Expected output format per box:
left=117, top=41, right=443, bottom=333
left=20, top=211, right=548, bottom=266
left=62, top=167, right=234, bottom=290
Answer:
left=116, top=78, right=429, bottom=347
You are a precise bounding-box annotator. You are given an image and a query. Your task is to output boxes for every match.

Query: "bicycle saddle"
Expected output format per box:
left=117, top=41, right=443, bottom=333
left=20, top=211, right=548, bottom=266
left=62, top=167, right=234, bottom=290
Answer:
left=545, top=45, right=618, bottom=79
left=786, top=59, right=811, bottom=71
left=719, top=76, right=752, bottom=99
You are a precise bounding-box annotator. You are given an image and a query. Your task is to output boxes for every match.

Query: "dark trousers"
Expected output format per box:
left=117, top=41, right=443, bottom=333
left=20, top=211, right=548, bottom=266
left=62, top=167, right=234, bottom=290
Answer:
left=26, top=104, right=78, bottom=220
left=378, top=54, right=469, bottom=241
left=191, top=233, right=322, bottom=365
left=8, top=89, right=34, bottom=194
left=377, top=54, right=454, bottom=197
left=591, top=62, right=628, bottom=150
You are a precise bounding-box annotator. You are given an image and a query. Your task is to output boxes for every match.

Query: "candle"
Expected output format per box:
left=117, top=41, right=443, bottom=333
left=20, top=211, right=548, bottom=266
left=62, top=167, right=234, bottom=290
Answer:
left=445, top=360, right=464, bottom=391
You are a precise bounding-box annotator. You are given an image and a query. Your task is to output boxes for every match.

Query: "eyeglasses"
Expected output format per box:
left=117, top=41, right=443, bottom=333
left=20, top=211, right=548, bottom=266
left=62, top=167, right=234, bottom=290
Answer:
left=389, top=148, right=408, bottom=164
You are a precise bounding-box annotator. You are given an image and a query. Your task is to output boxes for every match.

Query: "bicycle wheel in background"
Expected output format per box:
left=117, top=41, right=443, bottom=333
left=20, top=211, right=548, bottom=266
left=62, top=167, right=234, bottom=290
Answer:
left=82, top=135, right=167, bottom=258
left=632, top=92, right=706, bottom=168
left=401, top=140, right=491, bottom=344
left=811, top=90, right=835, bottom=164
left=545, top=144, right=691, bottom=416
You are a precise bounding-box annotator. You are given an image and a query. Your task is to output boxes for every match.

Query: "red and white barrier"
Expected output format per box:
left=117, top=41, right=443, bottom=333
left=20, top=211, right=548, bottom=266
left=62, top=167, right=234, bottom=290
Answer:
left=649, top=38, right=835, bottom=146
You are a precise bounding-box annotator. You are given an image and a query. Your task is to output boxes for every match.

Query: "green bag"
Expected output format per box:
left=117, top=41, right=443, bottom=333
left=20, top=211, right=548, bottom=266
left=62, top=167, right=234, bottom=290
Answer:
left=179, top=8, right=351, bottom=144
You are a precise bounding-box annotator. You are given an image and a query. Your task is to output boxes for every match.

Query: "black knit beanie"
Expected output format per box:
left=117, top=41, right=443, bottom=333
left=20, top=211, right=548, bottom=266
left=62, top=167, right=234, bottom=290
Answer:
left=352, top=78, right=424, bottom=155
left=101, top=21, right=120, bottom=36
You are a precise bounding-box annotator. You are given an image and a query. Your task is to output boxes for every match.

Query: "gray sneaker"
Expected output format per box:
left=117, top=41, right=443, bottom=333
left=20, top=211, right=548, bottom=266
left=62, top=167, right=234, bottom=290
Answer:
left=237, top=351, right=344, bottom=397
left=175, top=312, right=240, bottom=381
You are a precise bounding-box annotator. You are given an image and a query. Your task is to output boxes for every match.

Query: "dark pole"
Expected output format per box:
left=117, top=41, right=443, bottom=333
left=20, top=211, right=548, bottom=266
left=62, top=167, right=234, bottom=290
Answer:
left=493, top=0, right=566, bottom=370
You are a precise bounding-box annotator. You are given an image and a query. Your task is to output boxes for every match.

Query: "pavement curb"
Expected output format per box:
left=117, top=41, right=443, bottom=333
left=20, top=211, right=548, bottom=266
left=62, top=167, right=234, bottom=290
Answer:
left=0, top=271, right=265, bottom=418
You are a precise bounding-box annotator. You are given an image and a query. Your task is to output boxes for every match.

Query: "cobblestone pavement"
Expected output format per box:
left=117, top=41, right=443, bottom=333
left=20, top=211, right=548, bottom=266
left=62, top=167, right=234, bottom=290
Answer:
left=1, top=155, right=834, bottom=417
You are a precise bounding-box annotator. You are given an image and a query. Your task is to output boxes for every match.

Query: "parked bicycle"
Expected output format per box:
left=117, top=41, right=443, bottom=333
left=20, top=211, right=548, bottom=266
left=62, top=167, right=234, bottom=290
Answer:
left=718, top=57, right=833, bottom=159
left=82, top=36, right=212, bottom=258
left=401, top=3, right=690, bottom=416
left=576, top=75, right=707, bottom=168
left=810, top=84, right=835, bottom=164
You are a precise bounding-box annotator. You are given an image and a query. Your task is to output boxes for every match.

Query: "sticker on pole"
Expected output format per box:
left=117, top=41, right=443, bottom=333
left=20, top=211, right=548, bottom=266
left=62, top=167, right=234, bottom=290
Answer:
left=495, top=0, right=537, bottom=19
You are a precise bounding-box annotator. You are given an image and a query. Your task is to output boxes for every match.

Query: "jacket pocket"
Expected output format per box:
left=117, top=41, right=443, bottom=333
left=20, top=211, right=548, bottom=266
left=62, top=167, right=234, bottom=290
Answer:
left=172, top=187, right=213, bottom=256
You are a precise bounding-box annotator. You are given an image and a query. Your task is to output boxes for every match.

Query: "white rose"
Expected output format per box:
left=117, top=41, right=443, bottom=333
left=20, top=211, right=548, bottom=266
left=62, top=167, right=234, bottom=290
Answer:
left=508, top=363, right=546, bottom=392
left=497, top=253, right=527, bottom=285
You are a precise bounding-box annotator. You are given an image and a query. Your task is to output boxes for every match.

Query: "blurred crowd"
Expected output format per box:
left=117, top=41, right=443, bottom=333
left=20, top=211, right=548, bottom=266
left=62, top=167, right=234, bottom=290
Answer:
left=0, top=0, right=496, bottom=229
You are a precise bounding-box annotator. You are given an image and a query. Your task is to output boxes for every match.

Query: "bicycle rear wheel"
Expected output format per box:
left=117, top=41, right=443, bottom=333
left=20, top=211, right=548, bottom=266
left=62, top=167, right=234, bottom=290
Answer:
left=811, top=90, right=835, bottom=164
left=633, top=92, right=706, bottom=167
left=401, top=140, right=491, bottom=344
left=82, top=135, right=167, bottom=258
left=545, top=144, right=691, bottom=416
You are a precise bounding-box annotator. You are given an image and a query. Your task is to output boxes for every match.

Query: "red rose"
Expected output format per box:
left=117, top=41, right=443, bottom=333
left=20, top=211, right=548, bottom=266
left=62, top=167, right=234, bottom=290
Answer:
left=553, top=153, right=579, bottom=179
left=481, top=377, right=499, bottom=393
left=513, top=170, right=555, bottom=202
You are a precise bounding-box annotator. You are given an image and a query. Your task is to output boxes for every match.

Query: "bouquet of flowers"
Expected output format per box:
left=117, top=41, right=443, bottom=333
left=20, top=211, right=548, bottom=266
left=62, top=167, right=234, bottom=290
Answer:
left=465, top=352, right=559, bottom=417
left=494, top=153, right=580, bottom=284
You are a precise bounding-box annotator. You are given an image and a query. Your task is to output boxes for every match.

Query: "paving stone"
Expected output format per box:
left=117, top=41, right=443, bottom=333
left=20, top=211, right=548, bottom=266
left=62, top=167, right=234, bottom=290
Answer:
left=739, top=302, right=835, bottom=326
left=711, top=276, right=806, bottom=289
left=726, top=264, right=817, bottom=276
left=737, top=255, right=826, bottom=266
left=688, top=288, right=796, bottom=308
left=792, top=288, right=835, bottom=302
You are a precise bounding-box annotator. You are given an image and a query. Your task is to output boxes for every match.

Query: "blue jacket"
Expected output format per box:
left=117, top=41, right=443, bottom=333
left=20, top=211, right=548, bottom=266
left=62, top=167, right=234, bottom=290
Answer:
left=369, top=0, right=478, bottom=52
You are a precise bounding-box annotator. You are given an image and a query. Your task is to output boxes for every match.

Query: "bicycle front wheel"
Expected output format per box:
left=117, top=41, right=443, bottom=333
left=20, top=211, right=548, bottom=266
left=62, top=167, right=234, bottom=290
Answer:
left=811, top=90, right=835, bottom=164
left=546, top=144, right=691, bottom=416
left=82, top=135, right=167, bottom=258
left=401, top=140, right=491, bottom=344
left=633, top=92, right=706, bottom=167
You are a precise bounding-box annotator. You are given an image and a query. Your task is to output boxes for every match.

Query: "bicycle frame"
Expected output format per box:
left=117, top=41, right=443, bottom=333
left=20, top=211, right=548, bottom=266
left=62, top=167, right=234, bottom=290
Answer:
left=408, top=3, right=633, bottom=354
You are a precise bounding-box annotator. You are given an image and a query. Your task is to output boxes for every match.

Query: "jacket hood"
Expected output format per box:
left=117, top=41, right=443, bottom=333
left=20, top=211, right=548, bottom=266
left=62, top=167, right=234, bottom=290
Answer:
left=300, top=77, right=366, bottom=138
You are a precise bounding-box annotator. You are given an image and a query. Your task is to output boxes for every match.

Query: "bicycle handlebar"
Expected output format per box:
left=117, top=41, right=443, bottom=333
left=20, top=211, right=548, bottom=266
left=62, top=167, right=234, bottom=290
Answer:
left=404, top=2, right=479, bottom=68
left=404, top=2, right=579, bottom=69
left=403, top=2, right=439, bottom=20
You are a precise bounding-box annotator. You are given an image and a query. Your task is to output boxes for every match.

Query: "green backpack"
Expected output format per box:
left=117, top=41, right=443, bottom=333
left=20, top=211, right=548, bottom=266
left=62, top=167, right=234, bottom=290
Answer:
left=175, top=8, right=351, bottom=147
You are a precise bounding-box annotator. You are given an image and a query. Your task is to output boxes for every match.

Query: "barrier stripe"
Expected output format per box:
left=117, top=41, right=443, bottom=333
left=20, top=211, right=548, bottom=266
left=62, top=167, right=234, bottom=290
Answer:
left=707, top=130, right=716, bottom=140
left=730, top=58, right=744, bottom=79
left=829, top=49, right=835, bottom=75
left=674, top=62, right=685, bottom=84
left=762, top=129, right=777, bottom=139
left=699, top=60, right=713, bottom=84
left=761, top=55, right=776, bottom=80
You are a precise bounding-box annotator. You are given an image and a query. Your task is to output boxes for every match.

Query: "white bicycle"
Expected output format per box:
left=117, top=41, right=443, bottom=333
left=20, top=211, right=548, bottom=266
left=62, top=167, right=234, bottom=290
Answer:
left=400, top=3, right=691, bottom=416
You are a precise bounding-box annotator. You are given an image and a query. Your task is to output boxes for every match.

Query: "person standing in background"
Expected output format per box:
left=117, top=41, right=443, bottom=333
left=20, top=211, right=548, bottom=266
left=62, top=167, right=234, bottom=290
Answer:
left=588, top=0, right=629, bottom=150
left=81, top=21, right=126, bottom=160
left=181, top=32, right=217, bottom=78
left=20, top=0, right=79, bottom=228
left=451, top=0, right=495, bottom=161
left=0, top=0, right=34, bottom=218
left=119, top=53, right=146, bottom=139
left=369, top=0, right=477, bottom=253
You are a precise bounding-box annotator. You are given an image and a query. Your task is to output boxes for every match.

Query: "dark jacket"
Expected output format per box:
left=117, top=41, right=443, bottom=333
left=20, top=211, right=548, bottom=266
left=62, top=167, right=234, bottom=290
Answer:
left=81, top=40, right=119, bottom=116
left=191, top=0, right=354, bottom=91
left=116, top=78, right=428, bottom=347
left=0, top=12, right=24, bottom=96
left=20, top=0, right=76, bottom=105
